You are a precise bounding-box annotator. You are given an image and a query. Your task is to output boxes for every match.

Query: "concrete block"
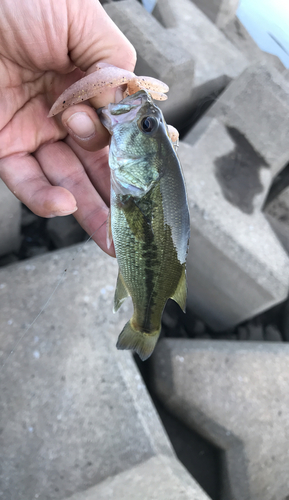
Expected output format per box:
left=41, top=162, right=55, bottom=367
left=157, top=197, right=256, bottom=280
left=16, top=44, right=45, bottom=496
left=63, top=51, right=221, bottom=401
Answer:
left=105, top=0, right=247, bottom=126
left=151, top=338, right=289, bottom=500
left=191, top=0, right=239, bottom=28
left=221, top=16, right=262, bottom=63
left=0, top=179, right=21, bottom=258
left=105, top=0, right=195, bottom=126
left=153, top=0, right=247, bottom=104
left=65, top=454, right=210, bottom=500
left=0, top=242, right=209, bottom=500
left=222, top=17, right=286, bottom=72
left=178, top=125, right=289, bottom=330
left=186, top=64, right=289, bottom=179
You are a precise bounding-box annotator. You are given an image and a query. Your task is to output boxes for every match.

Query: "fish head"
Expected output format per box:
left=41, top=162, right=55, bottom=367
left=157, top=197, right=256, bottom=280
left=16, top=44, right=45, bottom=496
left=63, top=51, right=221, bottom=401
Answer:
left=97, top=90, right=173, bottom=161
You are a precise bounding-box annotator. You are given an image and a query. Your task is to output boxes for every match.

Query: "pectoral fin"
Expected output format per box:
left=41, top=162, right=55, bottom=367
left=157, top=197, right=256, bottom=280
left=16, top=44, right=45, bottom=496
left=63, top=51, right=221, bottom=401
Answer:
left=170, top=266, right=187, bottom=312
left=113, top=270, right=130, bottom=313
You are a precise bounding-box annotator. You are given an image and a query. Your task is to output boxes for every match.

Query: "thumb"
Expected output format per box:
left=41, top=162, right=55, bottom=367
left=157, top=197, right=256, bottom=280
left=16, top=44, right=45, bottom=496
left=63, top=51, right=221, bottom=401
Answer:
left=67, top=0, right=136, bottom=73
left=66, top=0, right=136, bottom=108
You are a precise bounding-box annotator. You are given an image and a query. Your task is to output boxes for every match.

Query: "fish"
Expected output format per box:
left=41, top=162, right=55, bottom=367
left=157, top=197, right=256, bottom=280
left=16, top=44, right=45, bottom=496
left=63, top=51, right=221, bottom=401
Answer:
left=98, top=90, right=190, bottom=361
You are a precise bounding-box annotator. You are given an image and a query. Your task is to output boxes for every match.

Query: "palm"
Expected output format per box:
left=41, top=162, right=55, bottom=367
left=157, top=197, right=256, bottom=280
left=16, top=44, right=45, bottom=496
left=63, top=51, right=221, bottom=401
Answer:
left=0, top=0, right=135, bottom=255
left=1, top=70, right=76, bottom=156
left=0, top=0, right=86, bottom=155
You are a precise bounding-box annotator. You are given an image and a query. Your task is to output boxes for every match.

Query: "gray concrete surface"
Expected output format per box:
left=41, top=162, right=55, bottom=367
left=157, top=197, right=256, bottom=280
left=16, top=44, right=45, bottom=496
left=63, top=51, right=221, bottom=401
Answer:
left=105, top=0, right=248, bottom=125
left=179, top=131, right=289, bottom=330
left=105, top=0, right=195, bottom=126
left=191, top=0, right=239, bottom=28
left=221, top=16, right=263, bottom=63
left=65, top=454, right=210, bottom=500
left=151, top=339, right=289, bottom=500
left=0, top=242, right=209, bottom=500
left=186, top=64, right=289, bottom=180
left=153, top=0, right=247, bottom=105
left=222, top=16, right=286, bottom=72
left=0, top=179, right=21, bottom=257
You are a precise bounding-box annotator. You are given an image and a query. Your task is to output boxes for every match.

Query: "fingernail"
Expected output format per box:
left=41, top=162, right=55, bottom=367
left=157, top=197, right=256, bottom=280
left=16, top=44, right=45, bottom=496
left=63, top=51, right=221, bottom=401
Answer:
left=66, top=112, right=95, bottom=139
left=48, top=206, right=78, bottom=218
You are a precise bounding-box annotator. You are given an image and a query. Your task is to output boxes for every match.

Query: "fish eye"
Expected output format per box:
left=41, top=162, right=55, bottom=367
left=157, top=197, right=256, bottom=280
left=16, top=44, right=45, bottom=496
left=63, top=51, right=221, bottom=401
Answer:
left=140, top=116, right=158, bottom=133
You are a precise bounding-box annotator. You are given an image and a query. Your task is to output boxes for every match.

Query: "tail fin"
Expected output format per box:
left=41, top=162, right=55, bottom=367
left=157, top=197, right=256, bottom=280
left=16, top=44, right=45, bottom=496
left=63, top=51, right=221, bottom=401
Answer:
left=116, top=321, right=160, bottom=361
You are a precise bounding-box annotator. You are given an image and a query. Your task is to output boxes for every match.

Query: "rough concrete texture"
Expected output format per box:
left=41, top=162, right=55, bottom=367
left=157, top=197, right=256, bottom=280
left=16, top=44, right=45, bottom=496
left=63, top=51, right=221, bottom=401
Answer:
left=179, top=128, right=289, bottom=330
left=153, top=0, right=247, bottom=88
left=0, top=179, right=21, bottom=257
left=105, top=0, right=247, bottom=125
left=151, top=339, right=289, bottom=500
left=222, top=16, right=286, bottom=72
left=186, top=64, right=289, bottom=180
left=65, top=454, right=210, bottom=500
left=191, top=0, right=239, bottom=28
left=0, top=242, right=209, bottom=500
left=105, top=0, right=195, bottom=125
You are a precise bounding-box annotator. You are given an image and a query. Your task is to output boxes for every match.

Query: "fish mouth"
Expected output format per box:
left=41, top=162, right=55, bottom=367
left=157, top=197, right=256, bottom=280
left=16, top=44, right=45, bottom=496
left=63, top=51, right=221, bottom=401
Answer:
left=97, top=107, right=115, bottom=131
left=97, top=90, right=152, bottom=133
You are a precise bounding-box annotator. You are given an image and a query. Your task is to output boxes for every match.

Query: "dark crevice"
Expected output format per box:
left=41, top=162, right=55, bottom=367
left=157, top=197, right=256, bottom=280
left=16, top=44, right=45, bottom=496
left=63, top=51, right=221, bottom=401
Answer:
left=178, top=87, right=227, bottom=139
left=263, top=160, right=289, bottom=210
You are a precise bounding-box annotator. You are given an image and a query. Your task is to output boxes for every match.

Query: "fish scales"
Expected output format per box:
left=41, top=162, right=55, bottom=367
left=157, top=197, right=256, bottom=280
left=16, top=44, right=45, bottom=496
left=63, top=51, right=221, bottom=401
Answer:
left=98, top=90, right=190, bottom=360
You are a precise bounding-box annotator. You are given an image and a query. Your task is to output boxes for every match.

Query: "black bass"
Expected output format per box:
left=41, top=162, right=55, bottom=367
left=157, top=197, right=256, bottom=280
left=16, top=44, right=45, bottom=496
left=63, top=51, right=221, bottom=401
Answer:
left=98, top=90, right=190, bottom=361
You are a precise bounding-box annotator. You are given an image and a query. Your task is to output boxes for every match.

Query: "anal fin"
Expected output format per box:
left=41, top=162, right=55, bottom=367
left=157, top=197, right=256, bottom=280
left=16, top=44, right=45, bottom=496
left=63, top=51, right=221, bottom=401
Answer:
left=170, top=266, right=187, bottom=312
left=113, top=270, right=130, bottom=313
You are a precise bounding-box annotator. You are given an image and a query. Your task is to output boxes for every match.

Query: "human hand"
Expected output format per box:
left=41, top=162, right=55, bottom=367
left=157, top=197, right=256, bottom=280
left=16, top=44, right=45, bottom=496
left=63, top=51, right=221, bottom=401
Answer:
left=0, top=0, right=136, bottom=256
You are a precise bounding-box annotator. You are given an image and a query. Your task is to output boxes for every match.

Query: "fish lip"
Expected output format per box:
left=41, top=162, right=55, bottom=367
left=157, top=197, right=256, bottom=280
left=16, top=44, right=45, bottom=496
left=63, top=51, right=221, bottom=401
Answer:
left=97, top=107, right=113, bottom=131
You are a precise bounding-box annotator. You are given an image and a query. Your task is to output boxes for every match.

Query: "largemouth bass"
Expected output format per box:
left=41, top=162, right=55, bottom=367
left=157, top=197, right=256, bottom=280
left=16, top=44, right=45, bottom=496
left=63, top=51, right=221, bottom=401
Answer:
left=98, top=90, right=190, bottom=361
